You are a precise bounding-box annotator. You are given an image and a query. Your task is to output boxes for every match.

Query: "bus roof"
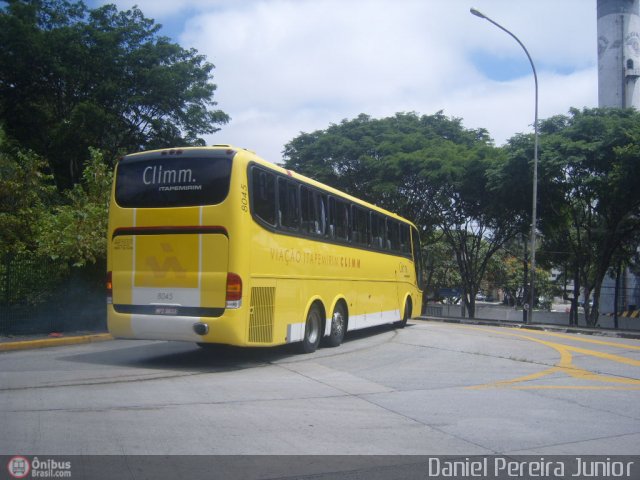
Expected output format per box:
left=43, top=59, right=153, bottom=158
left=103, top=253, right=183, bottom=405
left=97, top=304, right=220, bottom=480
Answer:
left=122, top=145, right=417, bottom=229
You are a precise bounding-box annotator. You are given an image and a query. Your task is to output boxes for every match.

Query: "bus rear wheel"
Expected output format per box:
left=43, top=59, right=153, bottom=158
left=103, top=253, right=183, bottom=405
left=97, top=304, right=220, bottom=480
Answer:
left=299, top=304, right=322, bottom=354
left=323, top=302, right=346, bottom=348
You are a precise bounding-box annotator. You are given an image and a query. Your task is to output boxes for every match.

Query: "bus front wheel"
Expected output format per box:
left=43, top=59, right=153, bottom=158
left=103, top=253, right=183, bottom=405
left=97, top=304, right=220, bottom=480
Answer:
left=394, top=299, right=411, bottom=329
left=299, top=304, right=322, bottom=354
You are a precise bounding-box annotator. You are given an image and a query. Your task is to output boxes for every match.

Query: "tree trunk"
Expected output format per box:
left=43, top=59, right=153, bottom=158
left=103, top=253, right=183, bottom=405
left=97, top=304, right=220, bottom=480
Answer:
left=522, top=248, right=529, bottom=323
left=583, top=287, right=593, bottom=327
left=587, top=277, right=605, bottom=327
left=614, top=261, right=621, bottom=329
left=570, top=268, right=579, bottom=326
left=466, top=292, right=475, bottom=318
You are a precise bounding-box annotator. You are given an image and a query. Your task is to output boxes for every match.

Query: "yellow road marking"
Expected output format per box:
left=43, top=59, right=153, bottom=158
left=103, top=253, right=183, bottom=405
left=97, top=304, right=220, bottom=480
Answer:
left=456, top=325, right=640, bottom=390
left=515, top=328, right=640, bottom=350
left=561, top=344, right=640, bottom=367
left=509, top=385, right=640, bottom=390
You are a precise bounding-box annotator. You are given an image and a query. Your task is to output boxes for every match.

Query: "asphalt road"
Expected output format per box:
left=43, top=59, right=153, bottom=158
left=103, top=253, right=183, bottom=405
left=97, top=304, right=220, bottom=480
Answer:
left=2, top=320, right=639, bottom=456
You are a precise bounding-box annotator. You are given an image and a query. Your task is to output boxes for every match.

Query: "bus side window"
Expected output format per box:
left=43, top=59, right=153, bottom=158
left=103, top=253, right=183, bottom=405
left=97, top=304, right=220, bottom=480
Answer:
left=388, top=220, right=400, bottom=252
left=278, top=177, right=299, bottom=230
left=328, top=197, right=336, bottom=237
left=338, top=201, right=349, bottom=241
left=316, top=193, right=327, bottom=236
left=400, top=223, right=411, bottom=255
left=371, top=213, right=385, bottom=249
left=329, top=197, right=349, bottom=241
left=301, top=187, right=328, bottom=236
left=251, top=168, right=276, bottom=226
left=351, top=206, right=360, bottom=244
left=352, top=206, right=368, bottom=246
left=300, top=186, right=314, bottom=234
left=412, top=226, right=425, bottom=290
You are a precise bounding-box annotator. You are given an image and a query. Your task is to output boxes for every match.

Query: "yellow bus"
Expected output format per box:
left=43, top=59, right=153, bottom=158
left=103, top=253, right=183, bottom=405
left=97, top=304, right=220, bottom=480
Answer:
left=107, top=145, right=424, bottom=353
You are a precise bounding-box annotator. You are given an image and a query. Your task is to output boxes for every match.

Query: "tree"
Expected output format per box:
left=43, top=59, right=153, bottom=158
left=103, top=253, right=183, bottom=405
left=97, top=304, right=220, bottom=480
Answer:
left=0, top=127, right=111, bottom=265
left=284, top=111, right=523, bottom=318
left=532, top=108, right=640, bottom=326
left=423, top=231, right=461, bottom=302
left=492, top=131, right=568, bottom=318
left=284, top=112, right=493, bottom=230
left=37, top=148, right=112, bottom=266
left=0, top=127, right=57, bottom=256
left=426, top=142, right=529, bottom=318
left=0, top=0, right=229, bottom=189
left=485, top=245, right=525, bottom=307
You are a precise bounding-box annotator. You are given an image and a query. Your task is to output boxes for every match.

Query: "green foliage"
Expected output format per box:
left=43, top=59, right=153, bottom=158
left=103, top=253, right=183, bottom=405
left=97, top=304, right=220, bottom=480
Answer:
left=423, top=231, right=461, bottom=299
left=485, top=240, right=556, bottom=309
left=0, top=128, right=70, bottom=312
left=0, top=0, right=229, bottom=189
left=0, top=1, right=231, bottom=325
left=0, top=129, right=110, bottom=268
left=0, top=127, right=57, bottom=256
left=36, top=148, right=112, bottom=266
left=284, top=111, right=495, bottom=229
left=532, top=108, right=640, bottom=325
left=485, top=247, right=525, bottom=305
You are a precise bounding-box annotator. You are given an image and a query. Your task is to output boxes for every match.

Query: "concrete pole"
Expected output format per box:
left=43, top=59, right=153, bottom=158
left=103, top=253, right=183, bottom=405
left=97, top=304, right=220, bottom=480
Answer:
left=598, top=0, right=640, bottom=108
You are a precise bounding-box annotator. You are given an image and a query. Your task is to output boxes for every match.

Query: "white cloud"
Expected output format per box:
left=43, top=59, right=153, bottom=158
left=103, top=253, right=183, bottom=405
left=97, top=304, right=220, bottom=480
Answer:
left=106, top=0, right=232, bottom=18
left=442, top=68, right=598, bottom=145
left=96, top=0, right=599, bottom=163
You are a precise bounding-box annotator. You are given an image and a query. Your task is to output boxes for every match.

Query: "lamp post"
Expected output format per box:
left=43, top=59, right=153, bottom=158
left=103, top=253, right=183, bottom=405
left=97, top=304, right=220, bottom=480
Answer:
left=470, top=7, right=539, bottom=324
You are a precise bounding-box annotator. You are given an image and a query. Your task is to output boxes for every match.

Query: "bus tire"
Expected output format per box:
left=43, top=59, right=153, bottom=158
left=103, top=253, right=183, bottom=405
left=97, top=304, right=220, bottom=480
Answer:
left=299, top=304, right=322, bottom=353
left=394, top=299, right=411, bottom=329
left=323, top=302, right=346, bottom=348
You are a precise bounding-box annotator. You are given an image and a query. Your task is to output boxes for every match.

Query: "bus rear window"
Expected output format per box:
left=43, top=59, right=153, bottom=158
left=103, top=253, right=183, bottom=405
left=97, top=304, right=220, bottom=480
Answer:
left=115, top=155, right=232, bottom=208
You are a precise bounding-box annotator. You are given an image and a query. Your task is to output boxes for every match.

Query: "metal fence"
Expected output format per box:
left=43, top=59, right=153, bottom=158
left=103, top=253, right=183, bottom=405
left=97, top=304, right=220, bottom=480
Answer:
left=422, top=302, right=640, bottom=330
left=0, top=254, right=106, bottom=336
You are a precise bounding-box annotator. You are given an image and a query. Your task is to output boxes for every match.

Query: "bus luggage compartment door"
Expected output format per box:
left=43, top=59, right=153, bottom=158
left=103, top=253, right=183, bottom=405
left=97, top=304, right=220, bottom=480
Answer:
left=111, top=232, right=228, bottom=317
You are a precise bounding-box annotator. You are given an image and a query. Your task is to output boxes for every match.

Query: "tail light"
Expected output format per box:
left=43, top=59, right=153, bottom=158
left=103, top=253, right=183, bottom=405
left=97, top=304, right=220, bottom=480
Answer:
left=226, top=273, right=242, bottom=309
left=106, top=271, right=113, bottom=304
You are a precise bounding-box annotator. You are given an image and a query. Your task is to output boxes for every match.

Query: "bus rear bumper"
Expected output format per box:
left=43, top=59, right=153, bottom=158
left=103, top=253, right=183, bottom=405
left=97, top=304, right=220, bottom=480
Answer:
left=107, top=307, right=247, bottom=345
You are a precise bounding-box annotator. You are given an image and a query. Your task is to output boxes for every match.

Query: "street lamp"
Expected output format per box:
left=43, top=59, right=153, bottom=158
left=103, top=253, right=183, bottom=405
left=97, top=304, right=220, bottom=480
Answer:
left=470, top=7, right=539, bottom=324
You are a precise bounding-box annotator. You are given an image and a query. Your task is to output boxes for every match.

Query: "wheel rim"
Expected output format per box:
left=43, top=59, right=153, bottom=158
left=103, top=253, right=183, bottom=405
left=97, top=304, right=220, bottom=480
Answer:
left=333, top=310, right=344, bottom=337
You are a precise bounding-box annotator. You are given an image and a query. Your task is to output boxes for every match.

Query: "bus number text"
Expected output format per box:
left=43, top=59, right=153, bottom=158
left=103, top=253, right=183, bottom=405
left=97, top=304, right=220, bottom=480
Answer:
left=240, top=184, right=248, bottom=213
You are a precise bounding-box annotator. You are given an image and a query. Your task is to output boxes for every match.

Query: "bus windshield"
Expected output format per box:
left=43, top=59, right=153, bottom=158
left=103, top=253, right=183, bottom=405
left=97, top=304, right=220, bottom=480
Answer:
left=115, top=154, right=232, bottom=208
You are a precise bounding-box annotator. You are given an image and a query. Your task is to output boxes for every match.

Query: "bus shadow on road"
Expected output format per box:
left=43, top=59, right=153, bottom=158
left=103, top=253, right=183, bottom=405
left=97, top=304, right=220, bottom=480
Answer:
left=62, top=323, right=410, bottom=373
left=61, top=341, right=294, bottom=374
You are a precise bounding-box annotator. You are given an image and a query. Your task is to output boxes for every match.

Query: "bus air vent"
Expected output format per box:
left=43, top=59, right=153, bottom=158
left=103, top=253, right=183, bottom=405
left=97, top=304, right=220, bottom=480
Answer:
left=249, top=287, right=275, bottom=343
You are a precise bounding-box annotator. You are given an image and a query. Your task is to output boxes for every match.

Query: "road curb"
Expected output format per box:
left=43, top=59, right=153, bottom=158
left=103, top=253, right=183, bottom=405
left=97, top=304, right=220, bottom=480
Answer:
left=0, top=333, right=113, bottom=352
left=418, top=316, right=640, bottom=340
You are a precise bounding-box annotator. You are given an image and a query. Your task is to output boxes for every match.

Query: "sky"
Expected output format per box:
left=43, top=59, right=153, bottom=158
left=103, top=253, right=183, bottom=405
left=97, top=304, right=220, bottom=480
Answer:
left=90, top=0, right=598, bottom=163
